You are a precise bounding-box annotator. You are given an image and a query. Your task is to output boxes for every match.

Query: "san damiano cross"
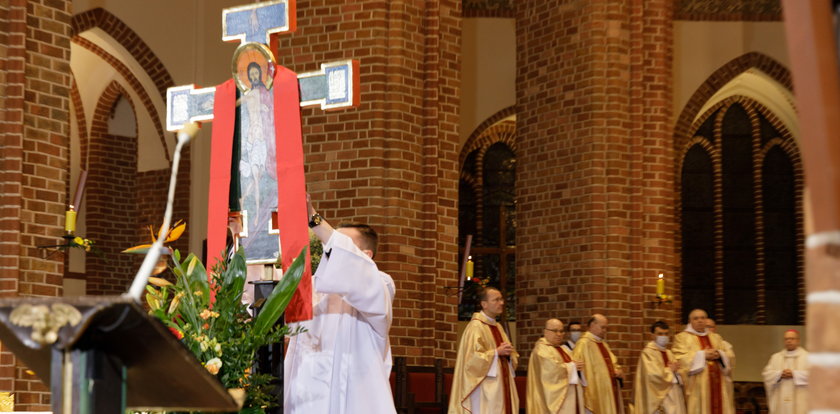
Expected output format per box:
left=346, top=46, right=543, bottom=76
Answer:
left=166, top=0, right=360, bottom=322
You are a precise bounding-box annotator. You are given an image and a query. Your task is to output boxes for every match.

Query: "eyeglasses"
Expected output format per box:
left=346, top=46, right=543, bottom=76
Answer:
left=544, top=329, right=564, bottom=334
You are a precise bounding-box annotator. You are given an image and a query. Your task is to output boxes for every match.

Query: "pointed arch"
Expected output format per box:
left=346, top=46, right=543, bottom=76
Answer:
left=71, top=8, right=174, bottom=98
left=676, top=95, right=804, bottom=324
left=675, top=52, right=792, bottom=147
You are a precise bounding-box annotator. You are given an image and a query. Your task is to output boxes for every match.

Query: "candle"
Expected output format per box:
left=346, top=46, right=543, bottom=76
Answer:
left=72, top=170, right=88, bottom=212
left=656, top=273, right=665, bottom=297
left=65, top=205, right=77, bottom=234
left=466, top=256, right=474, bottom=278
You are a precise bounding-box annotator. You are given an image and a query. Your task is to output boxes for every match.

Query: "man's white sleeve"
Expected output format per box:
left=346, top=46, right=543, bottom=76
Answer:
left=314, top=231, right=393, bottom=337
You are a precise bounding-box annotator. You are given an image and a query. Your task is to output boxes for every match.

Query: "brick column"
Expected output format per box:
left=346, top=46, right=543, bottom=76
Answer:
left=516, top=0, right=675, bottom=396
left=0, top=0, right=71, bottom=409
left=276, top=0, right=462, bottom=365
left=782, top=0, right=840, bottom=411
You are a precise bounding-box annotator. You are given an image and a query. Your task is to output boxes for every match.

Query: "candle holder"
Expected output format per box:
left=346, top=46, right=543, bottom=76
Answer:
left=36, top=234, right=98, bottom=259
left=650, top=294, right=673, bottom=307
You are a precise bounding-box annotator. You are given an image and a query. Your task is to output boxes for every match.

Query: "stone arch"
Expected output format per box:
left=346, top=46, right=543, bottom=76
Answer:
left=71, top=29, right=170, bottom=163
left=461, top=105, right=516, bottom=159
left=674, top=52, right=792, bottom=146
left=71, top=8, right=174, bottom=98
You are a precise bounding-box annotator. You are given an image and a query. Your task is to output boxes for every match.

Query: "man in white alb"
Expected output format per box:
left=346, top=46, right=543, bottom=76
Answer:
left=762, top=330, right=809, bottom=414
left=284, top=195, right=396, bottom=414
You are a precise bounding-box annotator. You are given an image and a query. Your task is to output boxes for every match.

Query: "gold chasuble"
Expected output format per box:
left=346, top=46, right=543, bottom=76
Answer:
left=572, top=332, right=624, bottom=414
left=527, top=338, right=584, bottom=414
left=632, top=342, right=686, bottom=414
left=448, top=312, right=519, bottom=414
left=672, top=331, right=734, bottom=414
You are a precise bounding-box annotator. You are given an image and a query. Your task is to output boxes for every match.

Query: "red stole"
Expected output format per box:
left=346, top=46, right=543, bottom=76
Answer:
left=660, top=350, right=669, bottom=366
left=487, top=324, right=513, bottom=414
left=595, top=341, right=622, bottom=412
left=555, top=346, right=573, bottom=363
left=697, top=335, right=723, bottom=414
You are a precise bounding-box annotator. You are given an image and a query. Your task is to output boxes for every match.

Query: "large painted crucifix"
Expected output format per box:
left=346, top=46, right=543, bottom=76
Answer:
left=166, top=0, right=359, bottom=322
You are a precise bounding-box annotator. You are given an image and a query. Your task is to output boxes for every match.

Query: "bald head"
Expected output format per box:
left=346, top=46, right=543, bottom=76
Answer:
left=784, top=330, right=800, bottom=351
left=688, top=309, right=708, bottom=333
left=543, top=319, right=564, bottom=346
left=588, top=314, right=608, bottom=337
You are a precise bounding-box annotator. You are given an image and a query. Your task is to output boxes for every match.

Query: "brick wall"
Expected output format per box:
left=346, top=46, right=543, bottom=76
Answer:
left=275, top=0, right=462, bottom=366
left=0, top=0, right=71, bottom=408
left=516, top=0, right=676, bottom=399
left=84, top=81, right=139, bottom=295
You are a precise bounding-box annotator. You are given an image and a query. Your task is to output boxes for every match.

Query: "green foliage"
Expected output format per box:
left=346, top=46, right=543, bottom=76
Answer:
left=144, top=247, right=306, bottom=413
left=309, top=230, right=323, bottom=270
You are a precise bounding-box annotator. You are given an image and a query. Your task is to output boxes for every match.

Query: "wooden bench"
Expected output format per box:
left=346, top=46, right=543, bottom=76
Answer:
left=392, top=357, right=527, bottom=414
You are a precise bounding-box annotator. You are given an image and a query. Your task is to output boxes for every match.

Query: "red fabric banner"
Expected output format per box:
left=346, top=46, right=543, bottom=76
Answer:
left=207, top=79, right=236, bottom=272
left=207, top=67, right=312, bottom=322
left=272, top=65, right=312, bottom=322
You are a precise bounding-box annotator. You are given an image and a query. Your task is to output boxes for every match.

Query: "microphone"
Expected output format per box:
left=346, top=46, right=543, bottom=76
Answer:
left=125, top=123, right=200, bottom=301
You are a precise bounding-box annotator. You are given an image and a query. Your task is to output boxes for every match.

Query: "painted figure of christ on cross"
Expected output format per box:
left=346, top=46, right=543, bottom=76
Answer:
left=166, top=0, right=360, bottom=322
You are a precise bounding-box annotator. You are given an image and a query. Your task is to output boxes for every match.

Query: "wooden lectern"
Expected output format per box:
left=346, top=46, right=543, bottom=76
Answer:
left=0, top=296, right=240, bottom=413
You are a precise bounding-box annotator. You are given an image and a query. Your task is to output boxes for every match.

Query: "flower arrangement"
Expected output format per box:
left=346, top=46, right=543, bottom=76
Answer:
left=127, top=222, right=306, bottom=413
left=69, top=236, right=95, bottom=252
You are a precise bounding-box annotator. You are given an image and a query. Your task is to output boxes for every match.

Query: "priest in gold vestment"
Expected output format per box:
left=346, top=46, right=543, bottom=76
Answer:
left=707, top=318, right=735, bottom=404
left=572, top=314, right=625, bottom=414
left=633, top=321, right=686, bottom=414
left=672, top=309, right=734, bottom=414
left=527, top=318, right=585, bottom=414
left=448, top=287, right=519, bottom=414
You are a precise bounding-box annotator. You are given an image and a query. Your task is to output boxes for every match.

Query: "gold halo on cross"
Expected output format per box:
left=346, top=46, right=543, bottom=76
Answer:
left=231, top=42, right=276, bottom=94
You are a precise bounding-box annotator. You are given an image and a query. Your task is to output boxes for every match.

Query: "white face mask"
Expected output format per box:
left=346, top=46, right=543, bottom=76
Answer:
left=570, top=331, right=582, bottom=343
left=655, top=335, right=670, bottom=347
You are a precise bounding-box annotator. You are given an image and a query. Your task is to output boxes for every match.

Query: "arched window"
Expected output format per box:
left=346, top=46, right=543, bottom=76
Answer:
left=679, top=98, right=804, bottom=324
left=458, top=120, right=517, bottom=320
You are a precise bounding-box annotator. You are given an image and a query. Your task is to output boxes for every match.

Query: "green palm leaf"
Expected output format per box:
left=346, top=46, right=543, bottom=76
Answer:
left=252, top=246, right=307, bottom=336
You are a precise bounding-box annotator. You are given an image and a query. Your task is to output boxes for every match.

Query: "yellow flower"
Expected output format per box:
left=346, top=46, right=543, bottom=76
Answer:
left=168, top=292, right=184, bottom=314
left=194, top=290, right=203, bottom=296
left=146, top=294, right=161, bottom=311
left=149, top=277, right=173, bottom=287
left=200, top=309, right=213, bottom=320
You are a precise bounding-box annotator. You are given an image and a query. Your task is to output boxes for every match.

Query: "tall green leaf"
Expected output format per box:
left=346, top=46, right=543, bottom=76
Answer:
left=252, top=247, right=307, bottom=336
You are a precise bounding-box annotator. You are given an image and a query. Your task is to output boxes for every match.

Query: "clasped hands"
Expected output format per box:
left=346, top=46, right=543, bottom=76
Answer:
left=704, top=349, right=721, bottom=360
left=496, top=342, right=515, bottom=356
left=780, top=369, right=794, bottom=379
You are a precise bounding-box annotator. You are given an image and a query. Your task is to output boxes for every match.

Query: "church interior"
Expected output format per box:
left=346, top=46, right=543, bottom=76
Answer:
left=1, top=0, right=838, bottom=411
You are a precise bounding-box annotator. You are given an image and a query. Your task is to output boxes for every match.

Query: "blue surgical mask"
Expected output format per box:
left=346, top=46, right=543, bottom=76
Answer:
left=570, top=331, right=582, bottom=343
left=655, top=335, right=670, bottom=348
